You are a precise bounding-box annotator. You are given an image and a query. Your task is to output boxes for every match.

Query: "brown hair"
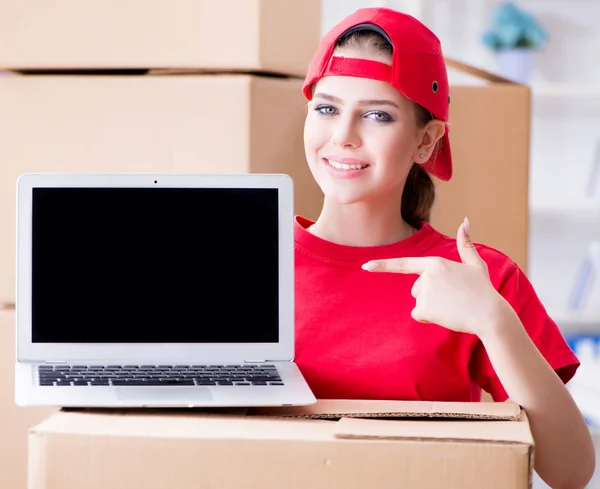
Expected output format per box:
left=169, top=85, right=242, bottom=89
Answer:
left=334, top=30, right=437, bottom=229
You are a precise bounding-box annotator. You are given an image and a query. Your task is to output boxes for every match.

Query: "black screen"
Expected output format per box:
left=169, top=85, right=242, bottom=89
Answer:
left=31, top=187, right=280, bottom=343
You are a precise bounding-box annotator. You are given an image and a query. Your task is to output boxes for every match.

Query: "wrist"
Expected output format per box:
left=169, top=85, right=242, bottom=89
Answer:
left=476, top=295, right=523, bottom=344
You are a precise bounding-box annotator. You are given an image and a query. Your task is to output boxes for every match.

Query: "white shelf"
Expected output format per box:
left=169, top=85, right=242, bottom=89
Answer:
left=532, top=83, right=600, bottom=97
left=530, top=199, right=600, bottom=216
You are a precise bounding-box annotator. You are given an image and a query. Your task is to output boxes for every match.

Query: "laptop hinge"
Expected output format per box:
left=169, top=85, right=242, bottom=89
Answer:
left=42, top=360, right=68, bottom=364
left=244, top=359, right=266, bottom=364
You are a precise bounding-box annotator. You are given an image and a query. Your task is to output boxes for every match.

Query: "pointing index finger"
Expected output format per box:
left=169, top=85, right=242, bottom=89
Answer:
left=362, top=257, right=435, bottom=274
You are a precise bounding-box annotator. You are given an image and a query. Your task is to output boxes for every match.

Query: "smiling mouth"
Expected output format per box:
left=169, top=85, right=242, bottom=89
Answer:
left=324, top=158, right=370, bottom=171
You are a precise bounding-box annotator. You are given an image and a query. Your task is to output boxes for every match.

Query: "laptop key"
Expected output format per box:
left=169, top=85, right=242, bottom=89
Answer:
left=90, top=380, right=110, bottom=386
left=39, top=375, right=57, bottom=380
left=246, top=378, right=282, bottom=384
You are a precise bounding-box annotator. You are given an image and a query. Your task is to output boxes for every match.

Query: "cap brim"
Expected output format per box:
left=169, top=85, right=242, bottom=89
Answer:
left=422, top=130, right=452, bottom=181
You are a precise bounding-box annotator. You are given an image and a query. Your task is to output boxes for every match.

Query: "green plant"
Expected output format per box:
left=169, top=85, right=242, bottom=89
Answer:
left=482, top=1, right=548, bottom=52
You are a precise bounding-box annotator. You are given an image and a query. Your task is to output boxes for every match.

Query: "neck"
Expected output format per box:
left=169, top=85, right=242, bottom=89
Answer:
left=308, top=198, right=415, bottom=247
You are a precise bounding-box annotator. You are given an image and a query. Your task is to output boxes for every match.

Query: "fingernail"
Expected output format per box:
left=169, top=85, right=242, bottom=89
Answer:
left=362, top=261, right=378, bottom=271
left=463, top=217, right=471, bottom=237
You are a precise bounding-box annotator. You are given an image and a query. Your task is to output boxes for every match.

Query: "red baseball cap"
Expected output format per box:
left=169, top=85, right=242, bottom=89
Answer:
left=303, top=7, right=453, bottom=181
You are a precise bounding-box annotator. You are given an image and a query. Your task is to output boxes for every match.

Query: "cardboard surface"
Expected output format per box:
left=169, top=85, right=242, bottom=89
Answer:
left=431, top=59, right=530, bottom=271
left=0, top=0, right=321, bottom=77
left=28, top=401, right=533, bottom=489
left=0, top=309, right=57, bottom=489
left=0, top=73, right=323, bottom=304
left=251, top=398, right=522, bottom=419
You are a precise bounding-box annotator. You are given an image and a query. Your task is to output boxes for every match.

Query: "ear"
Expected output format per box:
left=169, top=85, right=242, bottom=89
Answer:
left=412, top=120, right=446, bottom=164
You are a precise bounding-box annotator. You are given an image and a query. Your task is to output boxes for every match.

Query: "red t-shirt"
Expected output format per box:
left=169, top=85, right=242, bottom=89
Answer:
left=294, top=216, right=579, bottom=402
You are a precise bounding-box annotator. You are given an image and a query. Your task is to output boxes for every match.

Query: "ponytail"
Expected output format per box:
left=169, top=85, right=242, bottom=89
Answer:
left=401, top=163, right=435, bottom=229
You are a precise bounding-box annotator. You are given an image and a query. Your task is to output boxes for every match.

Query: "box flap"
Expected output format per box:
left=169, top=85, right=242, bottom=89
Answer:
left=334, top=413, right=533, bottom=445
left=250, top=399, right=521, bottom=420
left=444, top=57, right=520, bottom=85
left=146, top=68, right=301, bottom=79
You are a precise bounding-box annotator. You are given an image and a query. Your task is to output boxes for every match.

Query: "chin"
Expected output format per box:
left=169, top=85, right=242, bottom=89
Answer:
left=320, top=186, right=374, bottom=206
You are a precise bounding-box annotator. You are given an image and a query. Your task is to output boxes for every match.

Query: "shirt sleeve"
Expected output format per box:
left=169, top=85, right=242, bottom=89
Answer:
left=469, top=263, right=580, bottom=402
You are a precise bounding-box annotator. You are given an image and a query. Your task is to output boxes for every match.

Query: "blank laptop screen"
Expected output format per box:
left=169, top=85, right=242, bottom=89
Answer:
left=31, top=187, right=280, bottom=344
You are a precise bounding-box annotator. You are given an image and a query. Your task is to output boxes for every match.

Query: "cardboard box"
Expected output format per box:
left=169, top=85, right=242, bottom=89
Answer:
left=28, top=400, right=533, bottom=489
left=0, top=73, right=323, bottom=304
left=0, top=308, right=57, bottom=489
left=431, top=59, right=530, bottom=271
left=0, top=0, right=321, bottom=77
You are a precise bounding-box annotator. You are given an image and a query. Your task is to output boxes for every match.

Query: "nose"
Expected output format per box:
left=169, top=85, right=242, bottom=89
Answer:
left=331, top=114, right=361, bottom=149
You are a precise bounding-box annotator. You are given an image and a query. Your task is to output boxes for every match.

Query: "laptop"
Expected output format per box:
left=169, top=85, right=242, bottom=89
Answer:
left=14, top=173, right=316, bottom=408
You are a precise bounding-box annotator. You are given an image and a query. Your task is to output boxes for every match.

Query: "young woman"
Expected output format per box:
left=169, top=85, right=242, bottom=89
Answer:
left=293, top=7, right=596, bottom=489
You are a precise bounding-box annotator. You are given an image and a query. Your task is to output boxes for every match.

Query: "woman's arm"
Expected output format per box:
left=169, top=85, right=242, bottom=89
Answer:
left=364, top=219, right=596, bottom=489
left=481, top=303, right=596, bottom=489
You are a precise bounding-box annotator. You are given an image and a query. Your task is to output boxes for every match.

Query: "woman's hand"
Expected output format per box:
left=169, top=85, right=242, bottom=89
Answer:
left=362, top=218, right=510, bottom=338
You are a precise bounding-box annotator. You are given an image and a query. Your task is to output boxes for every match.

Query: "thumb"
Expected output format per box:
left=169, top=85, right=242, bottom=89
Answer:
left=456, top=217, right=486, bottom=270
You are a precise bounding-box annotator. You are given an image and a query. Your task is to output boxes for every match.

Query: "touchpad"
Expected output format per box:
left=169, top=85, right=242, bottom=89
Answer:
left=116, top=387, right=214, bottom=402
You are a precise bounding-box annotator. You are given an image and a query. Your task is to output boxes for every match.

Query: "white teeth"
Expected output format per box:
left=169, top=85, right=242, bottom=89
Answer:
left=326, top=159, right=368, bottom=170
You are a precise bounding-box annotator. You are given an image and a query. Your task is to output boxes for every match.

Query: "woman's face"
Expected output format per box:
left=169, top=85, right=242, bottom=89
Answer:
left=303, top=49, right=428, bottom=207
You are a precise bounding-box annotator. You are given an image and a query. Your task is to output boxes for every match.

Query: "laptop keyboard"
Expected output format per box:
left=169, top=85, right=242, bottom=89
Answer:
left=37, top=364, right=284, bottom=387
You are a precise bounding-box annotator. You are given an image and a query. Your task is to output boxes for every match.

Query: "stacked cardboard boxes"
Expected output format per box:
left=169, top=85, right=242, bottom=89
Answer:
left=0, top=0, right=325, bottom=307
left=0, top=1, right=323, bottom=488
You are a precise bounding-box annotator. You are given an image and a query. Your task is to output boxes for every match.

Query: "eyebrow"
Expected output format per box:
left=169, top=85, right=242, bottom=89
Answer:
left=313, top=92, right=400, bottom=109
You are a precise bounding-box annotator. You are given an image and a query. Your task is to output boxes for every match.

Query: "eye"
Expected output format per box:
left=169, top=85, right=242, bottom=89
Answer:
left=314, top=104, right=338, bottom=116
left=365, top=111, right=393, bottom=123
